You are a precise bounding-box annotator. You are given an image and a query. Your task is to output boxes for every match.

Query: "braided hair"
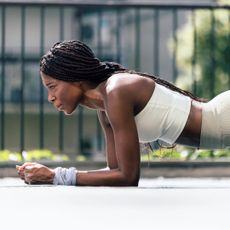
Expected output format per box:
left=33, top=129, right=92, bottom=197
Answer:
left=40, top=40, right=205, bottom=102
left=40, top=40, right=125, bottom=83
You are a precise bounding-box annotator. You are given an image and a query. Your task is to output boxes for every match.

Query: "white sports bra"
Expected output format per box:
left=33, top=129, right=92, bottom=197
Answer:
left=134, top=83, right=191, bottom=145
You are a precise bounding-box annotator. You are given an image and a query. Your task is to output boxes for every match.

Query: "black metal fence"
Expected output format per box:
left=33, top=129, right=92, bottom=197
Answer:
left=0, top=1, right=229, bottom=157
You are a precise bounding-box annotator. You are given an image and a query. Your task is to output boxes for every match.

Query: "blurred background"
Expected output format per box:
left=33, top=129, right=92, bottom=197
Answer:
left=0, top=0, right=229, bottom=164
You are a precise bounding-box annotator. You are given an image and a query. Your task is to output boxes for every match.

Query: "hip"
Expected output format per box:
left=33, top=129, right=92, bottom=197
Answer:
left=200, top=90, right=230, bottom=149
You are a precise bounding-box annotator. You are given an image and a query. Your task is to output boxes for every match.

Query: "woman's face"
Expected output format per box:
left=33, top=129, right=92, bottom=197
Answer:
left=41, top=72, right=83, bottom=115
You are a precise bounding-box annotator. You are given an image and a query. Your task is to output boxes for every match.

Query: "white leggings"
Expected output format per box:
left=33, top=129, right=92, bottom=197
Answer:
left=200, top=90, right=230, bottom=149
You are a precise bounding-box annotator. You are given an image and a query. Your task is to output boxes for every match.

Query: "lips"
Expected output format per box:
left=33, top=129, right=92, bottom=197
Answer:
left=56, top=104, right=63, bottom=111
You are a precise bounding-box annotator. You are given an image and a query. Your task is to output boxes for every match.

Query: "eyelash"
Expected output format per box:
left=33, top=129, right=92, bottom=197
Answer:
left=48, top=85, right=55, bottom=89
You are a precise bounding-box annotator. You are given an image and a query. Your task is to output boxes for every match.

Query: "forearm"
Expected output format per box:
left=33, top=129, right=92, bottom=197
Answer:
left=76, top=168, right=139, bottom=186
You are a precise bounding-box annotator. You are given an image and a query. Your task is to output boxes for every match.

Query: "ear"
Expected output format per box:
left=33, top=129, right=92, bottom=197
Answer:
left=78, top=81, right=83, bottom=87
left=72, top=81, right=83, bottom=88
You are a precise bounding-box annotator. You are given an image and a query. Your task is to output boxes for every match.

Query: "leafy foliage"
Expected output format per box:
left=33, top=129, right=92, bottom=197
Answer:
left=0, top=149, right=70, bottom=162
left=141, top=147, right=230, bottom=161
left=169, top=7, right=230, bottom=99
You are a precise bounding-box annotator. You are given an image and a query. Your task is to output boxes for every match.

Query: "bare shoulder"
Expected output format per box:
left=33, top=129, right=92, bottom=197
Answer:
left=103, top=73, right=139, bottom=106
left=102, top=72, right=155, bottom=120
left=105, top=72, right=154, bottom=96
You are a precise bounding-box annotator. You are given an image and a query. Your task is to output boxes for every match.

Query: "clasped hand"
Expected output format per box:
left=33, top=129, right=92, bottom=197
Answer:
left=16, top=163, right=55, bottom=184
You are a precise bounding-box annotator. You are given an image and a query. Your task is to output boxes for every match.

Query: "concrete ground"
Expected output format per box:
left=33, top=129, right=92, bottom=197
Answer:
left=1, top=177, right=230, bottom=230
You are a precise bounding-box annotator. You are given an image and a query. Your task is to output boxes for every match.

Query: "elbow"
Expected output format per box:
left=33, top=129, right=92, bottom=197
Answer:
left=120, top=172, right=140, bottom=187
left=129, top=178, right=139, bottom=187
left=125, top=176, right=139, bottom=187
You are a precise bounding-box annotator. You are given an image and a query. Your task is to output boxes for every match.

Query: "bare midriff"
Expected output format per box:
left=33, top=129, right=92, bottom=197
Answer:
left=176, top=100, right=203, bottom=148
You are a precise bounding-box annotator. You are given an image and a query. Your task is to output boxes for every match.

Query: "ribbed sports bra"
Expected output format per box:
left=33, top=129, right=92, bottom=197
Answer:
left=134, top=83, right=191, bottom=145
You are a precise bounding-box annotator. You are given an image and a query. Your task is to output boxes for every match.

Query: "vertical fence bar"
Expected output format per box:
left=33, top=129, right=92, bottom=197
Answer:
left=191, top=10, right=197, bottom=96
left=20, top=5, right=26, bottom=153
left=210, top=9, right=216, bottom=157
left=116, top=8, right=121, bottom=63
left=172, top=9, right=178, bottom=83
left=154, top=9, right=159, bottom=75
left=0, top=5, right=5, bottom=150
left=78, top=107, right=83, bottom=154
left=39, top=6, right=45, bottom=149
left=77, top=8, right=83, bottom=154
left=96, top=9, right=103, bottom=152
left=210, top=9, right=216, bottom=98
left=228, top=10, right=230, bottom=89
left=59, top=6, right=64, bottom=153
left=135, top=8, right=140, bottom=71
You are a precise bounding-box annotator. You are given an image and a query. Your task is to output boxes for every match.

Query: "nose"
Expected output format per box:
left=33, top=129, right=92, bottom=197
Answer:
left=48, top=94, right=55, bottom=103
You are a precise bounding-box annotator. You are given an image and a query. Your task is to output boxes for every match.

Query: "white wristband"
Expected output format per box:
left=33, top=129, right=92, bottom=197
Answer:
left=53, top=167, right=77, bottom=186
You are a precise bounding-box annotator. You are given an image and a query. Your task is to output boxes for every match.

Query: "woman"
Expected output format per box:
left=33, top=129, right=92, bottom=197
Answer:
left=17, top=40, right=230, bottom=186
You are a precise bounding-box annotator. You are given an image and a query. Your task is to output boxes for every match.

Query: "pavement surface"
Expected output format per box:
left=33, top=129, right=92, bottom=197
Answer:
left=1, top=177, right=230, bottom=230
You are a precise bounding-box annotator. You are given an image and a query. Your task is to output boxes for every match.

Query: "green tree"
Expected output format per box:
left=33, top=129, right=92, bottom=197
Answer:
left=170, top=1, right=230, bottom=99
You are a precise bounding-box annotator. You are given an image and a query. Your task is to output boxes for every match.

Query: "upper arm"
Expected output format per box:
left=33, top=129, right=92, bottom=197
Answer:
left=105, top=89, right=140, bottom=182
left=97, top=110, right=118, bottom=169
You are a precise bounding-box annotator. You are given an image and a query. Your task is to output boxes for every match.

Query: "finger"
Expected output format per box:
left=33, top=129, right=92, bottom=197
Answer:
left=25, top=172, right=33, bottom=180
left=18, top=170, right=23, bottom=177
left=23, top=164, right=38, bottom=173
left=20, top=162, right=36, bottom=170
left=24, top=174, right=33, bottom=184
left=17, top=167, right=26, bottom=175
left=24, top=166, right=36, bottom=174
left=16, top=165, right=21, bottom=170
left=18, top=172, right=25, bottom=180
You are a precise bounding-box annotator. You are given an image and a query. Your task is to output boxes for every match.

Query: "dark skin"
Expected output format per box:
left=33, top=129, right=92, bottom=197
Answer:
left=17, top=72, right=202, bottom=186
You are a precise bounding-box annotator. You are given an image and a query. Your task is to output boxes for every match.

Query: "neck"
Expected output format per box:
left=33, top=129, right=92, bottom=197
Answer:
left=80, top=81, right=105, bottom=110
